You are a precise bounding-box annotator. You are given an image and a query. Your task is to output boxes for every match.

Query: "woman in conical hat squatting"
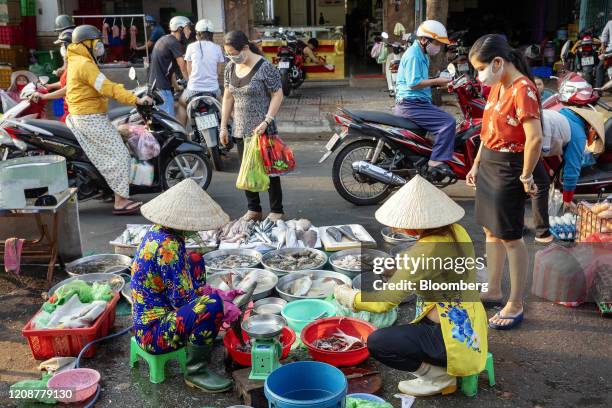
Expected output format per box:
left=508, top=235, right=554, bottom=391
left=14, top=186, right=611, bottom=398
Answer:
left=131, top=179, right=245, bottom=393
left=334, top=175, right=488, bottom=397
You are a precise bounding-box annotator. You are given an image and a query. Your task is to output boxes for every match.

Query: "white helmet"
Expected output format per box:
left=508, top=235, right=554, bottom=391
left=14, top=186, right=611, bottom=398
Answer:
left=169, top=16, right=191, bottom=32
left=416, top=20, right=450, bottom=45
left=195, top=19, right=214, bottom=33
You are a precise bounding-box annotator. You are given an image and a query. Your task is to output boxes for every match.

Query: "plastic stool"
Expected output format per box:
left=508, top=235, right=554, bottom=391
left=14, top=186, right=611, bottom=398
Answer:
left=461, top=352, right=495, bottom=397
left=129, top=337, right=187, bottom=384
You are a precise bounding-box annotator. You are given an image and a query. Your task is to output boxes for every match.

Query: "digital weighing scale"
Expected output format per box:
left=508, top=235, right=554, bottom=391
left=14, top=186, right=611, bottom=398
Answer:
left=241, top=314, right=287, bottom=380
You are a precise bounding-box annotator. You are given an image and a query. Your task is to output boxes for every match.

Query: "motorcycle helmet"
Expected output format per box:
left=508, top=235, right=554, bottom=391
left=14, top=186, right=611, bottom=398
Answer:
left=195, top=19, right=214, bottom=33
left=169, top=16, right=191, bottom=32
left=558, top=72, right=599, bottom=105
left=55, top=15, right=76, bottom=32
left=54, top=28, right=73, bottom=45
left=145, top=15, right=156, bottom=25
left=416, top=20, right=450, bottom=44
left=72, top=25, right=102, bottom=44
left=524, top=44, right=541, bottom=60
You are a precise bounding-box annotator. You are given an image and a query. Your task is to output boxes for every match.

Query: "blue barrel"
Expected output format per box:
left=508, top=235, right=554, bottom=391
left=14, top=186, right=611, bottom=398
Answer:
left=264, top=361, right=347, bottom=408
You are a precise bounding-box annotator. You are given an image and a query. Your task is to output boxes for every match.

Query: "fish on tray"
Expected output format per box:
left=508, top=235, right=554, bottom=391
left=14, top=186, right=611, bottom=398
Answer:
left=312, top=329, right=365, bottom=352
left=287, top=275, right=344, bottom=297
left=326, top=225, right=361, bottom=243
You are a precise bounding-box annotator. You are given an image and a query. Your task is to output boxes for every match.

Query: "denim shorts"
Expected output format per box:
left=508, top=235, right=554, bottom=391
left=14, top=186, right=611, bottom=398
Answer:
left=158, top=89, right=175, bottom=116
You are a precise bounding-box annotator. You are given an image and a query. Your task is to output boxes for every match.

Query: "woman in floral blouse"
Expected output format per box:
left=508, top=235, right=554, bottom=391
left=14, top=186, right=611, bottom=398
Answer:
left=131, top=179, right=235, bottom=392
left=467, top=34, right=545, bottom=330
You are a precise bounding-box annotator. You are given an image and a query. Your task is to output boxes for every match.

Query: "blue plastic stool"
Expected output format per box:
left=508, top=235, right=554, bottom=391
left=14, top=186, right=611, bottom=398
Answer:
left=129, top=337, right=187, bottom=384
left=461, top=352, right=495, bottom=397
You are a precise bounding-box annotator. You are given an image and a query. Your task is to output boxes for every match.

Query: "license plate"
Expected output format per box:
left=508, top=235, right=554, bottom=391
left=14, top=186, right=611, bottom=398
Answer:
left=195, top=113, right=218, bottom=130
left=278, top=61, right=290, bottom=69
left=581, top=56, right=594, bottom=66
left=608, top=67, right=612, bottom=78
left=325, top=133, right=341, bottom=151
left=458, top=63, right=469, bottom=72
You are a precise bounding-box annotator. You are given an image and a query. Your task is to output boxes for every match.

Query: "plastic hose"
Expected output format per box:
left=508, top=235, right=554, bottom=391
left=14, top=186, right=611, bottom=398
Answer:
left=75, top=325, right=133, bottom=408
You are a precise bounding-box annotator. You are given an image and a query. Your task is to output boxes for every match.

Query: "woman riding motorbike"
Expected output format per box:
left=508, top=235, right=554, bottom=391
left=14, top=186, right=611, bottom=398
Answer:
left=65, top=25, right=152, bottom=215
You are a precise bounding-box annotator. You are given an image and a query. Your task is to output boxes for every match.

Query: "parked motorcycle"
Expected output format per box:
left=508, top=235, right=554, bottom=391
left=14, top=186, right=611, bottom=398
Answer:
left=380, top=31, right=412, bottom=97
left=1, top=68, right=212, bottom=201
left=320, top=63, right=485, bottom=205
left=446, top=30, right=472, bottom=76
left=276, top=29, right=305, bottom=97
left=565, top=29, right=601, bottom=85
left=600, top=50, right=612, bottom=84
left=186, top=92, right=233, bottom=171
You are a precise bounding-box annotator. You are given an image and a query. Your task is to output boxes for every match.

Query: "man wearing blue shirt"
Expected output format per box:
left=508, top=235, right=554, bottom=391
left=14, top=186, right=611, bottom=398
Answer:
left=136, top=16, right=166, bottom=52
left=394, top=20, right=456, bottom=180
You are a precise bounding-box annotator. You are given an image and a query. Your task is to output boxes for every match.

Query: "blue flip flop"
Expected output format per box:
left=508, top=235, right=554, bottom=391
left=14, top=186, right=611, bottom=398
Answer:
left=489, top=311, right=524, bottom=330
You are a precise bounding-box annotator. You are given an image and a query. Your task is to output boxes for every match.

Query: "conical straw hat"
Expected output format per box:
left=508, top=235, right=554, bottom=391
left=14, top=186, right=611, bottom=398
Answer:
left=375, top=175, right=465, bottom=229
left=140, top=179, right=229, bottom=231
left=568, top=107, right=606, bottom=141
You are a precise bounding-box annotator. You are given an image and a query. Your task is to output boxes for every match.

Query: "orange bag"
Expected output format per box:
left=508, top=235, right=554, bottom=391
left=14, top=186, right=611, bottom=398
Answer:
left=259, top=131, right=296, bottom=175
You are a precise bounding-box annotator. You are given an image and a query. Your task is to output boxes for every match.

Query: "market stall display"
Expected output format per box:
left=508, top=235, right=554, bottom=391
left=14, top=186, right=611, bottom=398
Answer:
left=203, top=249, right=262, bottom=274
left=576, top=200, right=612, bottom=242
left=276, top=270, right=351, bottom=301
left=110, top=224, right=218, bottom=255
left=207, top=268, right=278, bottom=301
left=218, top=218, right=321, bottom=250
left=329, top=249, right=391, bottom=278
left=252, top=297, right=287, bottom=315
left=65, top=254, right=131, bottom=277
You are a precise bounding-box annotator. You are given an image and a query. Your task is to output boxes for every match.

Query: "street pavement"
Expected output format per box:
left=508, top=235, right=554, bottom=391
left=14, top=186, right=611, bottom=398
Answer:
left=1, top=141, right=611, bottom=408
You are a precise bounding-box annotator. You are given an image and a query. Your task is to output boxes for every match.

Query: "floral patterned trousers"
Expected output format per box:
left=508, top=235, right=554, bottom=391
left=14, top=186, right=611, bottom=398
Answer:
left=135, top=293, right=224, bottom=354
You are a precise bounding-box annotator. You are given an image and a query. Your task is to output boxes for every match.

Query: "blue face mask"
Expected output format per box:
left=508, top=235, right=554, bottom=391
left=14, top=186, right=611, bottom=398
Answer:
left=228, top=51, right=246, bottom=64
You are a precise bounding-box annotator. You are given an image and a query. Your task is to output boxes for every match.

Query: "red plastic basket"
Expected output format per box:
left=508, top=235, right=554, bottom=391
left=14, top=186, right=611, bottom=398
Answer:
left=22, top=293, right=120, bottom=360
left=223, top=326, right=296, bottom=366
left=0, top=25, right=23, bottom=46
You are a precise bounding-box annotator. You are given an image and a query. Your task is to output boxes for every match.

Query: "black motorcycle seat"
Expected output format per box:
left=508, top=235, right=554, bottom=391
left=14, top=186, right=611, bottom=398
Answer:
left=108, top=106, right=135, bottom=121
left=21, top=119, right=77, bottom=141
left=348, top=110, right=427, bottom=136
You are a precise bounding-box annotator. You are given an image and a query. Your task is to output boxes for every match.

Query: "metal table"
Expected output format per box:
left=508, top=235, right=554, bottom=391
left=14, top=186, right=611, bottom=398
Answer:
left=0, top=188, right=78, bottom=284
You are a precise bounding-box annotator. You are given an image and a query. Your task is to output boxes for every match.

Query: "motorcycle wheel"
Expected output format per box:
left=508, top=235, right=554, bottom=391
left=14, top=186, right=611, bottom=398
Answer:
left=332, top=139, right=393, bottom=206
left=281, top=70, right=291, bottom=97
left=162, top=152, right=212, bottom=190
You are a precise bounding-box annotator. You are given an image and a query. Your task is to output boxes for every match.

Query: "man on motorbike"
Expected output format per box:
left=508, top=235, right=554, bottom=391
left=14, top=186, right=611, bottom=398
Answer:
left=596, top=12, right=612, bottom=88
left=176, top=19, right=225, bottom=127
left=65, top=25, right=152, bottom=215
left=148, top=16, right=191, bottom=116
left=394, top=20, right=455, bottom=180
left=31, top=29, right=73, bottom=122
left=135, top=16, right=166, bottom=52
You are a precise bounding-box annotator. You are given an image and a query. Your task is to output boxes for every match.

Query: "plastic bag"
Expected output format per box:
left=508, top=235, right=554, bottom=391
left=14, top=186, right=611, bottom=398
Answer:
left=236, top=134, right=270, bottom=192
left=10, top=374, right=56, bottom=404
left=127, top=124, right=160, bottom=160
left=330, top=299, right=397, bottom=328
left=376, top=44, right=389, bottom=64
left=130, top=158, right=154, bottom=186
left=259, top=132, right=296, bottom=175
left=346, top=397, right=393, bottom=408
left=548, top=188, right=563, bottom=217
left=370, top=42, right=382, bottom=59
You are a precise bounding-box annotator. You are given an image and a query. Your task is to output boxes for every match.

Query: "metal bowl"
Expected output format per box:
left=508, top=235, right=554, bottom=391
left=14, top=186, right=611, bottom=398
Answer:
left=253, top=297, right=287, bottom=315
left=261, top=248, right=328, bottom=276
left=276, top=270, right=352, bottom=302
left=48, top=273, right=125, bottom=297
left=389, top=240, right=418, bottom=257
left=65, top=254, right=132, bottom=277
left=381, top=227, right=418, bottom=245
left=203, top=249, right=262, bottom=274
left=207, top=268, right=278, bottom=301
left=241, top=314, right=286, bottom=339
left=329, top=248, right=391, bottom=278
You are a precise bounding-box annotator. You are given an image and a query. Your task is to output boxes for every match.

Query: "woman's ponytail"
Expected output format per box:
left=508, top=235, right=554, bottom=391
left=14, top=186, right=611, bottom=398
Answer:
left=508, top=48, right=534, bottom=83
left=248, top=41, right=263, bottom=56
left=224, top=30, right=263, bottom=56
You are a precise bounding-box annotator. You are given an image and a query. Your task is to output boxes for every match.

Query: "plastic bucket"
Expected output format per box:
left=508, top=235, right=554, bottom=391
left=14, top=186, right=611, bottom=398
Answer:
left=265, top=361, right=347, bottom=408
left=281, top=299, right=337, bottom=334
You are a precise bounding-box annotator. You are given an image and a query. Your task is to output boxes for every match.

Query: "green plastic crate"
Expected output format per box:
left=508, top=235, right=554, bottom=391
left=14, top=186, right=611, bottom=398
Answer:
left=20, top=0, right=35, bottom=16
left=34, top=50, right=62, bottom=72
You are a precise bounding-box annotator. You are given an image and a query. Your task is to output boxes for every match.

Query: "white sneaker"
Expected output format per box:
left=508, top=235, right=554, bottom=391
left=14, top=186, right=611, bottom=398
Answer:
left=398, top=363, right=457, bottom=397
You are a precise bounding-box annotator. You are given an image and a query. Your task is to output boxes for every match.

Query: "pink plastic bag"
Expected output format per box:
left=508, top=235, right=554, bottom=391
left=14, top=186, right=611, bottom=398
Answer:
left=127, top=125, right=160, bottom=160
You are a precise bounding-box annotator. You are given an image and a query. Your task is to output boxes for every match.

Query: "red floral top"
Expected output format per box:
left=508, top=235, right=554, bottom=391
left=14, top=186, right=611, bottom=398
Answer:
left=481, top=77, right=540, bottom=152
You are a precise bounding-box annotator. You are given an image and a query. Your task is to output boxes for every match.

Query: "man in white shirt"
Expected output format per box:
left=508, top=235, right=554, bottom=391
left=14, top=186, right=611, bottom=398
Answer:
left=596, top=15, right=612, bottom=87
left=176, top=19, right=225, bottom=126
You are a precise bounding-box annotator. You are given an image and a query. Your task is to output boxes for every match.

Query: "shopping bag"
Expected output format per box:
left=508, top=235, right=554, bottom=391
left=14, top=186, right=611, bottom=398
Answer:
left=236, top=134, right=270, bottom=192
left=127, top=125, right=160, bottom=160
left=259, top=131, right=296, bottom=175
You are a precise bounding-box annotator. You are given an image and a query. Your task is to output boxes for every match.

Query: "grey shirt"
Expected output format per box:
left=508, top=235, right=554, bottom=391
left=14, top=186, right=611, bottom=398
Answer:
left=224, top=58, right=282, bottom=139
left=602, top=20, right=612, bottom=51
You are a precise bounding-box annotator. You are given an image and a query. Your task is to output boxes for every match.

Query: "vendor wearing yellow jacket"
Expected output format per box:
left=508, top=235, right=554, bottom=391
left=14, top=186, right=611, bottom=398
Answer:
left=334, top=175, right=488, bottom=397
left=66, top=25, right=152, bottom=215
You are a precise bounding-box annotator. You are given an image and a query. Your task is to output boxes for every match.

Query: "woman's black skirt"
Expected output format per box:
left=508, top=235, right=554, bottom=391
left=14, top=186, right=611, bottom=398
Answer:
left=475, top=147, right=528, bottom=240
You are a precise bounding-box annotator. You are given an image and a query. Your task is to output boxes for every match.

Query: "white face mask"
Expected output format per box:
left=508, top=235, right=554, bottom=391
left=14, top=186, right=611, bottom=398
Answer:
left=478, top=58, right=504, bottom=85
left=425, top=42, right=441, bottom=56
left=60, top=45, right=67, bottom=58
left=93, top=41, right=105, bottom=58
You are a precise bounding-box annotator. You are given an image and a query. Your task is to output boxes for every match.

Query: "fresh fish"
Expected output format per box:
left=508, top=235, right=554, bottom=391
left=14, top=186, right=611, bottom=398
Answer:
left=286, top=220, right=297, bottom=230
left=339, top=225, right=359, bottom=242
left=333, top=328, right=365, bottom=351
left=236, top=270, right=259, bottom=292
left=326, top=227, right=343, bottom=242
left=302, top=230, right=317, bottom=248
left=285, top=229, right=298, bottom=248
left=289, top=276, right=313, bottom=296
left=276, top=219, right=288, bottom=229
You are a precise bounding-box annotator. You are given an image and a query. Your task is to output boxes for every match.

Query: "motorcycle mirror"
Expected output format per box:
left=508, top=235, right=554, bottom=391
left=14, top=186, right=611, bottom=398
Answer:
left=278, top=27, right=284, bottom=34
left=128, top=67, right=137, bottom=81
left=447, top=63, right=457, bottom=77
left=39, top=76, right=49, bottom=85
left=381, top=32, right=389, bottom=39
